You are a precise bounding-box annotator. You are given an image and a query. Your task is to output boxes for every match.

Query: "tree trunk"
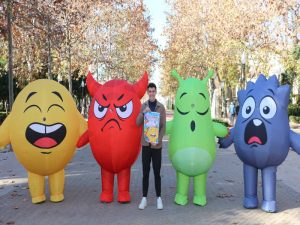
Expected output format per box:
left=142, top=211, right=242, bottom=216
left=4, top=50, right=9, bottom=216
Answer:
left=66, top=19, right=72, bottom=94
left=214, top=67, right=222, bottom=118
left=7, top=0, right=14, bottom=112
left=47, top=16, right=53, bottom=79
left=96, top=48, right=99, bottom=81
left=68, top=48, right=72, bottom=94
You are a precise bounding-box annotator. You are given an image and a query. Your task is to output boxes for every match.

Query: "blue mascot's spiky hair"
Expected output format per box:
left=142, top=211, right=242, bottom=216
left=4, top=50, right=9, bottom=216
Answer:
left=238, top=74, right=290, bottom=109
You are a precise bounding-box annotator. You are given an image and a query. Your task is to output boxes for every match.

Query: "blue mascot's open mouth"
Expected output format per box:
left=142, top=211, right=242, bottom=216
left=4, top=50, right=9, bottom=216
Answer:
left=244, top=119, right=267, bottom=145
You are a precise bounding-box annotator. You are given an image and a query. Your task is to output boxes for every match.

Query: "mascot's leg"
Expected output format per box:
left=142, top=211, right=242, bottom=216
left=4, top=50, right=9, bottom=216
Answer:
left=28, top=171, right=46, bottom=204
left=193, top=173, right=207, bottom=206
left=100, top=168, right=114, bottom=203
left=243, top=164, right=258, bottom=209
left=175, top=171, right=189, bottom=205
left=49, top=169, right=64, bottom=202
left=261, top=166, right=277, bottom=213
left=117, top=168, right=131, bottom=203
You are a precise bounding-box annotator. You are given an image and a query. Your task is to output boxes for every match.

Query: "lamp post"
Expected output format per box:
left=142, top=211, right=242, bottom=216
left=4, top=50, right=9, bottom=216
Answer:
left=240, top=52, right=246, bottom=89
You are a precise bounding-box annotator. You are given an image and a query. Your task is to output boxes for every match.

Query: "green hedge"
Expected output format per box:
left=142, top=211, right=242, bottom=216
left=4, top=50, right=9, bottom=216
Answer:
left=289, top=115, right=300, bottom=123
left=213, top=118, right=230, bottom=127
left=288, top=104, right=300, bottom=117
left=0, top=112, right=7, bottom=123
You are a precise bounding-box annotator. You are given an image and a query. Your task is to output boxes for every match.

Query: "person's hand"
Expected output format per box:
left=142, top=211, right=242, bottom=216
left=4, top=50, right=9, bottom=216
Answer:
left=151, top=142, right=157, bottom=147
left=143, top=107, right=151, bottom=113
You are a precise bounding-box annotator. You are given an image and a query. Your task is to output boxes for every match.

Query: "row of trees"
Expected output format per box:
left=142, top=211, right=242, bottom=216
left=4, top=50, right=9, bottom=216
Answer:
left=161, top=0, right=300, bottom=96
left=0, top=0, right=157, bottom=99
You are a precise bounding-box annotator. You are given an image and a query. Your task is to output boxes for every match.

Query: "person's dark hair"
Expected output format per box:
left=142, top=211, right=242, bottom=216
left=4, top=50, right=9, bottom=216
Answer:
left=147, top=83, right=156, bottom=90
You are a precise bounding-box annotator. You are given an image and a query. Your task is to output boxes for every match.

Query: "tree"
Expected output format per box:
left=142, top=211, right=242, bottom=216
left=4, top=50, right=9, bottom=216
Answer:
left=161, top=0, right=300, bottom=97
left=83, top=0, right=157, bottom=82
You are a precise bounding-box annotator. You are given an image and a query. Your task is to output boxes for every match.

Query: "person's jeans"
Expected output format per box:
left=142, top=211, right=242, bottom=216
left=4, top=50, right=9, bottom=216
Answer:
left=142, top=145, right=162, bottom=197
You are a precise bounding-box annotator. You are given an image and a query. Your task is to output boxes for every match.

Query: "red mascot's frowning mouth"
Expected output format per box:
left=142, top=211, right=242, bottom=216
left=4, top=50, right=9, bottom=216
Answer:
left=101, top=118, right=122, bottom=131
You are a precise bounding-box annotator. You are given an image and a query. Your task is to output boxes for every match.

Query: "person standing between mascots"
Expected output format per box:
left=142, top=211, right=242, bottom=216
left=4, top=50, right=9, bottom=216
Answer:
left=229, top=102, right=236, bottom=125
left=136, top=83, right=166, bottom=210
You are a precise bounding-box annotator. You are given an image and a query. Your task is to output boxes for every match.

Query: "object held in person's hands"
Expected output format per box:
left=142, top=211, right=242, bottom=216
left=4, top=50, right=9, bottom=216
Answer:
left=144, top=112, right=160, bottom=144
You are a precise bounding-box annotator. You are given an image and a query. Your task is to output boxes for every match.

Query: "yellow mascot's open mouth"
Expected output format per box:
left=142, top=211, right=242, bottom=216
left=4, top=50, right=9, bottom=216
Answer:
left=25, top=123, right=66, bottom=150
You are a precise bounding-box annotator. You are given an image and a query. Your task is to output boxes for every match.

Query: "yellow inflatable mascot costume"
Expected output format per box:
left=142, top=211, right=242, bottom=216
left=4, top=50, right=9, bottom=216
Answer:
left=0, top=79, right=87, bottom=204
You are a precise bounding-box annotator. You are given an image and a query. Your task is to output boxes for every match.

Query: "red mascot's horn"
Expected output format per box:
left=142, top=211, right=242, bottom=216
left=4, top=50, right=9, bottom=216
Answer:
left=132, top=71, right=148, bottom=99
left=86, top=71, right=102, bottom=97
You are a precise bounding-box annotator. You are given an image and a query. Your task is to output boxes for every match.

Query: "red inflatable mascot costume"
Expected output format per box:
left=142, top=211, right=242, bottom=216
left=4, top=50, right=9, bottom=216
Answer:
left=77, top=72, right=148, bottom=203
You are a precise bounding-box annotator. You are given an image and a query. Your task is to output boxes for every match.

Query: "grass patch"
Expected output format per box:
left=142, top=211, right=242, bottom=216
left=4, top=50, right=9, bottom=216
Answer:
left=0, top=111, right=7, bottom=123
left=289, top=115, right=300, bottom=124
left=213, top=118, right=230, bottom=127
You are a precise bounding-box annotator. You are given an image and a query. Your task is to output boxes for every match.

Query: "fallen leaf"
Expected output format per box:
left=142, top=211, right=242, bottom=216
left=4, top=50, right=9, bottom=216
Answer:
left=225, top=179, right=234, bottom=183
left=217, top=193, right=234, bottom=198
left=6, top=221, right=15, bottom=225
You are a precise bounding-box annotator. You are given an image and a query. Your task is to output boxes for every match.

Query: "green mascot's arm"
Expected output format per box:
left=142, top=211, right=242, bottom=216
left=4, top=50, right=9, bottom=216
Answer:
left=166, top=120, right=173, bottom=135
left=213, top=122, right=228, bottom=138
left=0, top=114, right=11, bottom=149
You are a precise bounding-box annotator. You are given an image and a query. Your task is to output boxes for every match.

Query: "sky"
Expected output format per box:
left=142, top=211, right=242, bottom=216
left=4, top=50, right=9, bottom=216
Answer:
left=143, top=0, right=171, bottom=101
left=144, top=0, right=170, bottom=49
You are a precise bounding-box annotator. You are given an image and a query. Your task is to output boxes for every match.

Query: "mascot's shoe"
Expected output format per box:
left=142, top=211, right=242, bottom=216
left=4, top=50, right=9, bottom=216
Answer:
left=175, top=193, right=188, bottom=206
left=193, top=195, right=207, bottom=206
left=100, top=192, right=113, bottom=203
left=118, top=191, right=131, bottom=203
left=32, top=195, right=46, bottom=204
left=261, top=200, right=276, bottom=213
left=138, top=197, right=147, bottom=210
left=243, top=196, right=258, bottom=209
left=157, top=197, right=163, bottom=210
left=50, top=194, right=64, bottom=203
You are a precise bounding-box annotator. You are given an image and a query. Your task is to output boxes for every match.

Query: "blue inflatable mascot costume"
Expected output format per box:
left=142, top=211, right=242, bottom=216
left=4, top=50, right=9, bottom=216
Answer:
left=219, top=74, right=300, bottom=213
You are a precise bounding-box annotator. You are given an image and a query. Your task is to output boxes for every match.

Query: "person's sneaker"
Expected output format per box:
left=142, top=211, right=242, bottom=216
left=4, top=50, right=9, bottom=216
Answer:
left=157, top=197, right=163, bottom=210
left=138, top=197, right=147, bottom=210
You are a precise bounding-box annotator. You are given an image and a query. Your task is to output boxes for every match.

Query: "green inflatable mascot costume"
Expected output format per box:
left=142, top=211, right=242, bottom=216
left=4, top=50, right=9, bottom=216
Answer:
left=167, top=69, right=228, bottom=206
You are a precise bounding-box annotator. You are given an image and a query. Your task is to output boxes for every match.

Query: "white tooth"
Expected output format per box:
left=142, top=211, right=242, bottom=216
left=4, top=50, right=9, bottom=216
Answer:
left=30, top=124, right=45, bottom=134
left=46, top=124, right=62, bottom=133
left=253, top=119, right=262, bottom=126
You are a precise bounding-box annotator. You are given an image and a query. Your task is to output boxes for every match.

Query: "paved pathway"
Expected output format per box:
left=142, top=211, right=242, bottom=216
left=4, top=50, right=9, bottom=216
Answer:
left=0, top=139, right=300, bottom=225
